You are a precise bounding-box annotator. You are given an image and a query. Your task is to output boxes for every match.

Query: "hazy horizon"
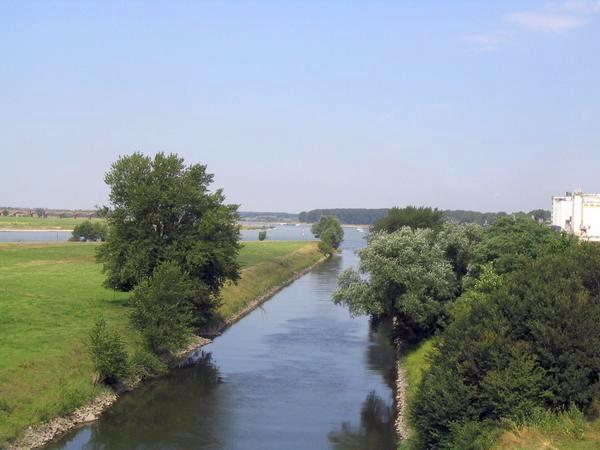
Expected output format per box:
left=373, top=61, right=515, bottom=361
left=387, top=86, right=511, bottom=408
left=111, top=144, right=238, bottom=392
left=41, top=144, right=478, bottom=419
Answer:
left=2, top=1, right=599, bottom=212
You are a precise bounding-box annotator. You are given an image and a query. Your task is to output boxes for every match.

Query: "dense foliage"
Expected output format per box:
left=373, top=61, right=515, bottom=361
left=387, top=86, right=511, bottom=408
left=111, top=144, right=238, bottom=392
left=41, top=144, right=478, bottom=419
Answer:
left=334, top=222, right=480, bottom=343
left=97, top=152, right=240, bottom=330
left=311, top=216, right=344, bottom=256
left=71, top=221, right=108, bottom=242
left=130, top=261, right=195, bottom=355
left=88, top=318, right=130, bottom=385
left=414, top=241, right=600, bottom=448
left=258, top=230, right=267, bottom=241
left=371, top=206, right=445, bottom=233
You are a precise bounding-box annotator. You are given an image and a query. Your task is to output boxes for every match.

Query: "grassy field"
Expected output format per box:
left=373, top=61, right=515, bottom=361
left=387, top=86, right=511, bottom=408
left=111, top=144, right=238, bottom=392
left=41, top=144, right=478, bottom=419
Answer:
left=0, top=240, right=321, bottom=446
left=0, top=216, right=104, bottom=230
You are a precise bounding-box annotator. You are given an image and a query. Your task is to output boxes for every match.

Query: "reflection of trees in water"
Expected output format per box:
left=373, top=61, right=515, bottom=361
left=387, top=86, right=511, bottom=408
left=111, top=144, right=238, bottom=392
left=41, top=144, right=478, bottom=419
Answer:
left=366, top=320, right=397, bottom=389
left=328, top=391, right=397, bottom=450
left=82, top=352, right=223, bottom=449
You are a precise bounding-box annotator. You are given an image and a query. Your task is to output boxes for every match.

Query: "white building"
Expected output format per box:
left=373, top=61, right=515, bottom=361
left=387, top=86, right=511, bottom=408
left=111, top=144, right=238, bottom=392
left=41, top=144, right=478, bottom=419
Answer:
left=552, top=191, right=600, bottom=241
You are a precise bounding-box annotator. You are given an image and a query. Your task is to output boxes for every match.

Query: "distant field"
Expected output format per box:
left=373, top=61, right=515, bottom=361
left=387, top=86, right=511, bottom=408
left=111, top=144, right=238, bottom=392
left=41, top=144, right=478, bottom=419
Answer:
left=0, top=240, right=321, bottom=446
left=0, top=216, right=104, bottom=230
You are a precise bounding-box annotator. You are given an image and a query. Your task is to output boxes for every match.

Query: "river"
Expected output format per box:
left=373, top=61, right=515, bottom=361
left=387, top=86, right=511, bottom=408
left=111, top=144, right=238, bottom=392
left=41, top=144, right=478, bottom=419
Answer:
left=44, top=227, right=397, bottom=450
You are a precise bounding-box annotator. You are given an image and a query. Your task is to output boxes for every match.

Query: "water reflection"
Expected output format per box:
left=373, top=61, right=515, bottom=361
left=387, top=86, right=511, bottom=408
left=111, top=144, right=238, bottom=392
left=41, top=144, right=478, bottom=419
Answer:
left=328, top=391, right=396, bottom=450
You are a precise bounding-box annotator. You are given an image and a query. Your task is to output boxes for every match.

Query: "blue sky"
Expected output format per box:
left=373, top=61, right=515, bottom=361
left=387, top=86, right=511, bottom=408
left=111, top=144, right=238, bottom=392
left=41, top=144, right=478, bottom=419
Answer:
left=1, top=0, right=599, bottom=212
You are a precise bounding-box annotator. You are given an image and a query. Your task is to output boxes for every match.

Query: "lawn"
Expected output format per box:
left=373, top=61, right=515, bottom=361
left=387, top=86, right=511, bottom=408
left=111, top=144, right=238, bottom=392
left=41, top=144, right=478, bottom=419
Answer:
left=0, top=240, right=321, bottom=446
left=0, top=216, right=104, bottom=231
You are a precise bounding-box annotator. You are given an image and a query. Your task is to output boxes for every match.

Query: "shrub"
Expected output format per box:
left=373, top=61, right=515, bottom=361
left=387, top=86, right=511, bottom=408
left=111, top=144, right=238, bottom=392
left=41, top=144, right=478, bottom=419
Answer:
left=71, top=221, right=108, bottom=242
left=88, top=318, right=130, bottom=385
left=130, top=348, right=168, bottom=379
left=258, top=230, right=267, bottom=241
left=130, top=261, right=195, bottom=355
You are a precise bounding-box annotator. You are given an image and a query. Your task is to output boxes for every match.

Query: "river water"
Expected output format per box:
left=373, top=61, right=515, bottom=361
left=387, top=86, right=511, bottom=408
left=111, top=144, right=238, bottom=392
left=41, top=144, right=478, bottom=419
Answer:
left=0, top=225, right=312, bottom=243
left=44, top=228, right=397, bottom=450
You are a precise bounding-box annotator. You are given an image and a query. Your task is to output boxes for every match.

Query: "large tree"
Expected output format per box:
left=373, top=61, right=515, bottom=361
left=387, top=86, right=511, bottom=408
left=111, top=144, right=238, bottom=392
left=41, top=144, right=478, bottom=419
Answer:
left=371, top=206, right=445, bottom=233
left=97, top=152, right=240, bottom=325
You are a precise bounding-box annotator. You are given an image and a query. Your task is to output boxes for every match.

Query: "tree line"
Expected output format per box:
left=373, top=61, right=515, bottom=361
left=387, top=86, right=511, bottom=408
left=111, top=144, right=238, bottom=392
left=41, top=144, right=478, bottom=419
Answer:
left=298, top=208, right=551, bottom=226
left=333, top=206, right=599, bottom=448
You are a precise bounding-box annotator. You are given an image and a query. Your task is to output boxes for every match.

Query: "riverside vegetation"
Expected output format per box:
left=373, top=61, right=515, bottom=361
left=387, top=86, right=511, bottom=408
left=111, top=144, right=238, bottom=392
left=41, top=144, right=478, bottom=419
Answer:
left=0, top=152, right=324, bottom=447
left=333, top=206, right=600, bottom=449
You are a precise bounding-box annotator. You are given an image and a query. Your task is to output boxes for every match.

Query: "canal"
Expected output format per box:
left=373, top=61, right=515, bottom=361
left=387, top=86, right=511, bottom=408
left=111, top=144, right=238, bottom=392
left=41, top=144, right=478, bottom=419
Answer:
left=45, top=228, right=397, bottom=450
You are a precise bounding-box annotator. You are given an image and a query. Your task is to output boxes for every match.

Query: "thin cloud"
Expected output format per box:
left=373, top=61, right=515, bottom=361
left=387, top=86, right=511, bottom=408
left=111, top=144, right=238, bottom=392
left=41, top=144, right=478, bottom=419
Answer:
left=463, top=33, right=511, bottom=51
left=506, top=11, right=587, bottom=32
left=550, top=0, right=600, bottom=14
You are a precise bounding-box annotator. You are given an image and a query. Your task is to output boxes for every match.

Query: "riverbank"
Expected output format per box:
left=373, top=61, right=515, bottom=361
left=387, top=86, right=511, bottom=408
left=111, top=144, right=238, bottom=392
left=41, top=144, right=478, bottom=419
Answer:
left=0, top=217, right=103, bottom=231
left=0, top=241, right=322, bottom=449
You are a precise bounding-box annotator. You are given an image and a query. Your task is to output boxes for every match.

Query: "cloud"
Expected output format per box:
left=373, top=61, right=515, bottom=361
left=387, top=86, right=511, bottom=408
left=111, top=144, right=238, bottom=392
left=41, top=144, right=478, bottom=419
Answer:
left=550, top=0, right=600, bottom=14
left=463, top=33, right=511, bottom=51
left=506, top=11, right=587, bottom=32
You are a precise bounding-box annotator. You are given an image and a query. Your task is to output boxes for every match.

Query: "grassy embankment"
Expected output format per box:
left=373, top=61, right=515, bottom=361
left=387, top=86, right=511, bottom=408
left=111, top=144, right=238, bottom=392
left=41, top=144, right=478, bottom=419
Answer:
left=0, top=216, right=104, bottom=231
left=397, top=339, right=600, bottom=449
left=0, top=240, right=321, bottom=446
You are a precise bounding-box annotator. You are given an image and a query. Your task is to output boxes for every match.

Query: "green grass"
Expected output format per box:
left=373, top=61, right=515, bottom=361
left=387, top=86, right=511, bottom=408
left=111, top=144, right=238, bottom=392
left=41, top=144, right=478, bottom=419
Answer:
left=494, top=407, right=600, bottom=449
left=0, top=216, right=104, bottom=230
left=398, top=339, right=434, bottom=450
left=0, top=240, right=321, bottom=446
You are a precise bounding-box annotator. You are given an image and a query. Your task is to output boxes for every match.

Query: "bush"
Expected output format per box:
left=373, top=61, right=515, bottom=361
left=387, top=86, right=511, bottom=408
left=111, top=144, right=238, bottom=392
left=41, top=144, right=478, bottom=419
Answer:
left=413, top=242, right=600, bottom=447
left=88, top=318, right=130, bottom=385
left=71, top=221, right=108, bottom=242
left=311, top=216, right=344, bottom=256
left=130, top=261, right=195, bottom=355
left=258, top=230, right=267, bottom=241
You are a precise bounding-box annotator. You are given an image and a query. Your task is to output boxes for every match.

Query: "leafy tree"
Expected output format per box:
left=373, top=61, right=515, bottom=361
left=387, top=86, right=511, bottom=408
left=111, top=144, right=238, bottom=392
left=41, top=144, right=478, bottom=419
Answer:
left=71, top=221, right=108, bottom=241
left=413, top=242, right=600, bottom=447
left=1, top=208, right=9, bottom=217
left=258, top=230, right=267, bottom=241
left=311, top=216, right=344, bottom=256
left=334, top=228, right=455, bottom=342
left=469, top=217, right=575, bottom=277
left=88, top=317, right=130, bottom=385
left=34, top=208, right=45, bottom=218
left=97, top=152, right=240, bottom=325
left=130, top=261, right=194, bottom=355
left=371, top=206, right=444, bottom=233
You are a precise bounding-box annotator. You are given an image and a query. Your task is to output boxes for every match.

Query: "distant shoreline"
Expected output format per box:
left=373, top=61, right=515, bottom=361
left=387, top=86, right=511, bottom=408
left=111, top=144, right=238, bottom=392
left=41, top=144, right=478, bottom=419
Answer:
left=0, top=229, right=73, bottom=232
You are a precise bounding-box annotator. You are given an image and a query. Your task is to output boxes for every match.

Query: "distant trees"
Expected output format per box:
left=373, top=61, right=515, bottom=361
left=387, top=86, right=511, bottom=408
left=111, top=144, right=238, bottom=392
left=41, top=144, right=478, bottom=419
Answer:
left=34, top=208, right=45, bottom=218
left=71, top=221, right=108, bottom=242
left=299, top=208, right=551, bottom=226
left=311, top=216, right=344, bottom=256
left=371, top=206, right=445, bottom=233
left=300, top=208, right=388, bottom=225
left=258, top=230, right=267, bottom=241
left=1, top=208, right=8, bottom=217
left=97, top=152, right=240, bottom=353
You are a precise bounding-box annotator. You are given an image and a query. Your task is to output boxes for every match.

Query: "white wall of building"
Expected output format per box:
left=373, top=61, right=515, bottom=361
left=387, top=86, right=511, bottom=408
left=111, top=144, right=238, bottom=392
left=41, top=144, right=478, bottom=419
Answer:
left=552, top=191, right=600, bottom=241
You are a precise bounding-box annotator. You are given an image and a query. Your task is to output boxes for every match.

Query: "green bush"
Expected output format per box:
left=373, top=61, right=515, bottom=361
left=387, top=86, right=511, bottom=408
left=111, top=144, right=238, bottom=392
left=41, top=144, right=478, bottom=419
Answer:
left=71, top=221, right=108, bottom=242
left=88, top=317, right=130, bottom=384
left=130, top=261, right=195, bottom=355
left=413, top=242, right=600, bottom=448
left=258, top=230, right=267, bottom=241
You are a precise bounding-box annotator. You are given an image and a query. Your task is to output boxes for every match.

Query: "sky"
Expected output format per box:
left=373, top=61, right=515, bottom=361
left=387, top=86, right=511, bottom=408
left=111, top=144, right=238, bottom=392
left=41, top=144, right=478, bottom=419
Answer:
left=1, top=0, right=599, bottom=213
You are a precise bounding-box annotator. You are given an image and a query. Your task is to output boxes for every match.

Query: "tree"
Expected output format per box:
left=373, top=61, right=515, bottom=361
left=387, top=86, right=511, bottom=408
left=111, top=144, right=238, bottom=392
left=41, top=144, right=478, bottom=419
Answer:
left=334, top=228, right=456, bottom=342
left=97, top=152, right=241, bottom=326
left=371, top=206, right=444, bottom=233
left=1, top=208, right=8, bottom=217
left=258, top=230, right=267, bottom=241
left=469, top=217, right=575, bottom=277
left=311, top=216, right=344, bottom=256
left=130, top=261, right=194, bottom=355
left=71, top=221, right=108, bottom=242
left=413, top=242, right=600, bottom=447
left=34, top=208, right=45, bottom=218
